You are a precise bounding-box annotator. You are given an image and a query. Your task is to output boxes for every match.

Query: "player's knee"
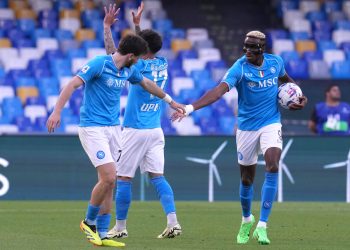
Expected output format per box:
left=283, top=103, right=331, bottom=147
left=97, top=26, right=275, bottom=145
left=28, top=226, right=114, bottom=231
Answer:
left=241, top=176, right=254, bottom=186
left=265, top=163, right=279, bottom=173
left=101, top=176, right=116, bottom=189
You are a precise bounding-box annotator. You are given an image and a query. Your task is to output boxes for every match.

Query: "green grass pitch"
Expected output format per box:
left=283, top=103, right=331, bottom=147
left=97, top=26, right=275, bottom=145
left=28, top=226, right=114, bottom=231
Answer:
left=1, top=201, right=349, bottom=249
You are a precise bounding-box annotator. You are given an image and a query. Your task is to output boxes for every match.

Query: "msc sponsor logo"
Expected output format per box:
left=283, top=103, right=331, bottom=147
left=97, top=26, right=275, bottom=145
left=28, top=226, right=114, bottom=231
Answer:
left=106, top=78, right=128, bottom=88
left=258, top=77, right=278, bottom=88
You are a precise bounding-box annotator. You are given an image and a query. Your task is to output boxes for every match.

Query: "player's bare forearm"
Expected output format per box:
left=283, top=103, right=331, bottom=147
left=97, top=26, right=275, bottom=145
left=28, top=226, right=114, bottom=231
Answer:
left=140, top=78, right=166, bottom=99
left=192, top=83, right=228, bottom=110
left=104, top=26, right=117, bottom=55
left=54, top=76, right=83, bottom=113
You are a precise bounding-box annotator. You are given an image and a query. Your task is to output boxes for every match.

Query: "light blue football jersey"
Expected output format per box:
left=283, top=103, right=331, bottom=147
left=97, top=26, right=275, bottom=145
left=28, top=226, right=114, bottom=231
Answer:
left=222, top=53, right=286, bottom=131
left=123, top=56, right=168, bottom=129
left=77, top=55, right=143, bottom=127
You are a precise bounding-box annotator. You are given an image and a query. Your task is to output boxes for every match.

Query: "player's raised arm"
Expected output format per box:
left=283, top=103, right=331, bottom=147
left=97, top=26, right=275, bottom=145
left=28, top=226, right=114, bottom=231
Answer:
left=46, top=76, right=84, bottom=133
left=103, top=3, right=120, bottom=55
left=132, top=1, right=144, bottom=34
left=139, top=78, right=185, bottom=113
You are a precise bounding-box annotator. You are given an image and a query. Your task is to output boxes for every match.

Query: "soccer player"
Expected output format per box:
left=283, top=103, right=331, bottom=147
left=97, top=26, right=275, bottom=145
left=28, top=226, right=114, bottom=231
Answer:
left=172, top=31, right=307, bottom=245
left=46, top=10, right=184, bottom=247
left=103, top=2, right=182, bottom=239
left=309, top=84, right=350, bottom=135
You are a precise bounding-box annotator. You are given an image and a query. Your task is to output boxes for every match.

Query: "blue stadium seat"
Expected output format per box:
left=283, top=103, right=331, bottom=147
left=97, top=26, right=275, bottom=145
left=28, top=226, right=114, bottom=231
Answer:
left=177, top=49, right=197, bottom=60
left=334, top=20, right=350, bottom=30
left=290, top=31, right=310, bottom=41
left=0, top=19, right=16, bottom=32
left=317, top=40, right=337, bottom=51
left=39, top=19, right=58, bottom=30
left=53, top=0, right=73, bottom=11
left=190, top=69, right=211, bottom=84
left=81, top=40, right=103, bottom=49
left=340, top=42, right=350, bottom=52
left=7, top=70, right=32, bottom=82
left=38, top=77, right=59, bottom=97
left=322, top=1, right=341, bottom=13
left=6, top=29, right=25, bottom=43
left=1, top=97, right=23, bottom=121
left=219, top=116, right=236, bottom=135
left=161, top=118, right=177, bottom=135
left=17, top=19, right=36, bottom=36
left=169, top=28, right=186, bottom=39
left=212, top=99, right=234, bottom=116
left=330, top=61, right=350, bottom=79
left=51, top=59, right=71, bottom=77
left=177, top=88, right=202, bottom=103
left=205, top=60, right=226, bottom=70
left=33, top=68, right=52, bottom=78
left=266, top=29, right=288, bottom=48
left=285, top=59, right=309, bottom=79
left=25, top=97, right=46, bottom=106
left=54, top=29, right=73, bottom=41
left=66, top=48, right=86, bottom=59
left=15, top=116, right=34, bottom=132
left=169, top=68, right=186, bottom=79
left=303, top=50, right=323, bottom=62
left=306, top=11, right=327, bottom=22
left=16, top=77, right=36, bottom=88
left=313, top=30, right=331, bottom=42
left=38, top=9, right=58, bottom=21
left=153, top=19, right=173, bottom=34
left=81, top=10, right=101, bottom=28
left=281, top=51, right=300, bottom=63
left=276, top=0, right=298, bottom=17
left=191, top=106, right=213, bottom=123
left=111, top=19, right=129, bottom=33
left=44, top=49, right=65, bottom=61
left=31, top=28, right=52, bottom=41
left=34, top=116, right=48, bottom=132
left=27, top=59, right=49, bottom=74
left=312, top=20, right=332, bottom=32
left=15, top=39, right=34, bottom=48
left=195, top=78, right=217, bottom=91
left=198, top=117, right=219, bottom=135
left=168, top=59, right=182, bottom=70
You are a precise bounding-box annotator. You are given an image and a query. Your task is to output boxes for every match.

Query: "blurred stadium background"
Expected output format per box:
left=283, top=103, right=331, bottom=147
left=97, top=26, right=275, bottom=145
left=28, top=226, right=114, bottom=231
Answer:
left=1, top=0, right=350, bottom=249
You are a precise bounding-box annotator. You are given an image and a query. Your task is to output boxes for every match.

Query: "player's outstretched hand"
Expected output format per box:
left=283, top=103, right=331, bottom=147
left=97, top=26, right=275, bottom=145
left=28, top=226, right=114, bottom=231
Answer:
left=289, top=95, right=308, bottom=110
left=46, top=111, right=61, bottom=133
left=171, top=110, right=187, bottom=122
left=104, top=3, right=120, bottom=27
left=169, top=100, right=185, bottom=114
left=132, top=1, right=144, bottom=26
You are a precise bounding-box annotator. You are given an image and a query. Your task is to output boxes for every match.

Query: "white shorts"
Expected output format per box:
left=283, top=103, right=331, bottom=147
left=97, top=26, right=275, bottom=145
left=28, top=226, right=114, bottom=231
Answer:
left=118, top=127, right=165, bottom=178
left=236, top=123, right=282, bottom=166
left=78, top=126, right=122, bottom=168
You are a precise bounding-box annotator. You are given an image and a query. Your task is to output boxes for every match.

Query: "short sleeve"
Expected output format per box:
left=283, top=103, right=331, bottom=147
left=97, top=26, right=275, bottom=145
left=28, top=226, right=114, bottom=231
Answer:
left=128, top=65, right=144, bottom=84
left=276, top=55, right=286, bottom=77
left=221, top=62, right=242, bottom=90
left=77, top=57, right=104, bottom=83
left=133, top=59, right=146, bottom=72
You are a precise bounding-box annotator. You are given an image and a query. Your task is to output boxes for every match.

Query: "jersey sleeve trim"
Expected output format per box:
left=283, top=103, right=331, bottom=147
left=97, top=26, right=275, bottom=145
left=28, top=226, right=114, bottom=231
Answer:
left=76, top=75, right=86, bottom=84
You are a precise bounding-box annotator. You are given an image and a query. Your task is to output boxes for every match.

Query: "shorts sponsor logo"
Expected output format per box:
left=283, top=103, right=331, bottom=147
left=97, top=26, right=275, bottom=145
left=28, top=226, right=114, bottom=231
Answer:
left=96, top=151, right=105, bottom=159
left=238, top=151, right=243, bottom=161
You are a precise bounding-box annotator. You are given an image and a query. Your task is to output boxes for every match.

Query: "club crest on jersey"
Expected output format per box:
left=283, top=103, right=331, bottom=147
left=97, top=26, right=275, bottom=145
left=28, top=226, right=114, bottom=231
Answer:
left=259, top=71, right=264, bottom=77
left=270, top=67, right=276, bottom=74
left=107, top=78, right=114, bottom=87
